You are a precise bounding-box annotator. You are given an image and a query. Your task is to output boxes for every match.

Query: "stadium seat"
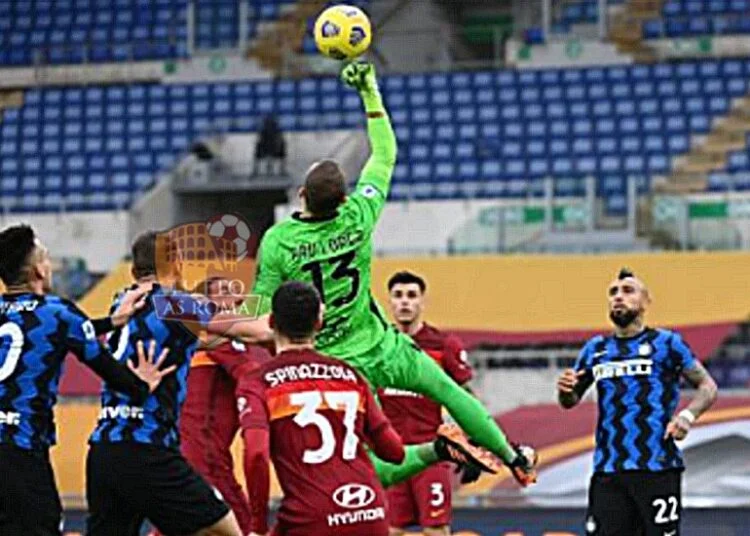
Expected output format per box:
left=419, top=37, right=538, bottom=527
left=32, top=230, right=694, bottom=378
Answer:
left=2, top=58, right=749, bottom=210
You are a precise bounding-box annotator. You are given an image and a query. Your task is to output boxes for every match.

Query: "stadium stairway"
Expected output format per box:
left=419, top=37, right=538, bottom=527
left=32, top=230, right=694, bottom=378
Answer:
left=609, top=0, right=662, bottom=61
left=660, top=91, right=750, bottom=192
left=0, top=89, right=24, bottom=113
left=248, top=0, right=327, bottom=73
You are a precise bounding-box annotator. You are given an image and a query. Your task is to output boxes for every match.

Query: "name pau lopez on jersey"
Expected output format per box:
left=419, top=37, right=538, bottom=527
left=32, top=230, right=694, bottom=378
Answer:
left=290, top=230, right=365, bottom=263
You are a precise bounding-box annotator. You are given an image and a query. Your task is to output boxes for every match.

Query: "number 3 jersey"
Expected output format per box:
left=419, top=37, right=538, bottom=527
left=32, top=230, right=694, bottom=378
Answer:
left=238, top=348, right=400, bottom=535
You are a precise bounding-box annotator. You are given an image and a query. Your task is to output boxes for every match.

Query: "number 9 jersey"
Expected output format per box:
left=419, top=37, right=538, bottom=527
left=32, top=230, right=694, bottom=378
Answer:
left=238, top=348, right=402, bottom=536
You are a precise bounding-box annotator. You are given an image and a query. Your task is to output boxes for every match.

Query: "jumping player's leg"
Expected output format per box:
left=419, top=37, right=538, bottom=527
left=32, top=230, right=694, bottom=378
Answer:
left=369, top=424, right=495, bottom=489
left=359, top=330, right=516, bottom=463
left=369, top=444, right=434, bottom=488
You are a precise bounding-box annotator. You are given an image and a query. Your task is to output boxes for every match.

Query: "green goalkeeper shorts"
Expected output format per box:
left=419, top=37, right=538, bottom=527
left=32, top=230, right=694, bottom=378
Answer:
left=347, top=326, right=460, bottom=402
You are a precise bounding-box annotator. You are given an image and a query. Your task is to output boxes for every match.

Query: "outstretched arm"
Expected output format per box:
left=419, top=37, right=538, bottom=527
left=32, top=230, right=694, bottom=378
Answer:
left=341, top=62, right=397, bottom=225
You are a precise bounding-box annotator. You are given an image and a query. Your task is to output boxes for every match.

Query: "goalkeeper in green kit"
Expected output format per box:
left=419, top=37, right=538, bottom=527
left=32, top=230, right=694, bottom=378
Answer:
left=251, top=62, right=537, bottom=486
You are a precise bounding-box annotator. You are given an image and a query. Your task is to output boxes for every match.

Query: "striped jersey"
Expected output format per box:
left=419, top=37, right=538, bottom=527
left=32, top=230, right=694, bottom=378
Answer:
left=575, top=327, right=697, bottom=474
left=0, top=292, right=148, bottom=450
left=89, top=284, right=212, bottom=449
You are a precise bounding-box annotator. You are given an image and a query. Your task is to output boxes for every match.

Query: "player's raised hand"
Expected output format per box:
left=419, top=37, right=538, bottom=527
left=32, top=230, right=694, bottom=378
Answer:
left=340, top=61, right=377, bottom=94
left=128, top=340, right=175, bottom=393
left=111, top=287, right=149, bottom=327
left=557, top=368, right=586, bottom=393
left=508, top=444, right=539, bottom=487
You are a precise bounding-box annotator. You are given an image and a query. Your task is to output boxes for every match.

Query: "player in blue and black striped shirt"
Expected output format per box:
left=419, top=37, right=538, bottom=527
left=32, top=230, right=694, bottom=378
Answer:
left=0, top=225, right=172, bottom=536
left=557, top=268, right=718, bottom=536
left=86, top=231, right=272, bottom=536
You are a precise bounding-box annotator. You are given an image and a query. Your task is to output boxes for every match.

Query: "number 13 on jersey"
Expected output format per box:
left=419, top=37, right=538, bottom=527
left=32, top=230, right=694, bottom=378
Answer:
left=301, top=251, right=360, bottom=307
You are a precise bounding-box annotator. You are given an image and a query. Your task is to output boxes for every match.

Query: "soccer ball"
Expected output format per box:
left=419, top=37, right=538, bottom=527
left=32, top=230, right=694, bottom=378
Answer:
left=206, top=213, right=251, bottom=261
left=313, top=5, right=372, bottom=60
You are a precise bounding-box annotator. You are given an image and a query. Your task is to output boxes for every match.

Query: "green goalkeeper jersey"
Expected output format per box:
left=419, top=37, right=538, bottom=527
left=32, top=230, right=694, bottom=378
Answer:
left=252, top=109, right=397, bottom=358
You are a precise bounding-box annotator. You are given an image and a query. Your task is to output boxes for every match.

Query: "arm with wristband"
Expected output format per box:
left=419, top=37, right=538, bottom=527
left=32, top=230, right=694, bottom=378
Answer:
left=665, top=333, right=718, bottom=440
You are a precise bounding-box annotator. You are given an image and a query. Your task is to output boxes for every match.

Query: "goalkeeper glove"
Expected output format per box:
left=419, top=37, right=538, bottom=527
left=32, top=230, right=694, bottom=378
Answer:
left=340, top=61, right=376, bottom=92
left=340, top=61, right=383, bottom=112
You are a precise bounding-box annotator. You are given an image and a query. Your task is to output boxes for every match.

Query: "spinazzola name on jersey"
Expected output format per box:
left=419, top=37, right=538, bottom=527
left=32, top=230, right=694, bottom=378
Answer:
left=265, top=363, right=358, bottom=388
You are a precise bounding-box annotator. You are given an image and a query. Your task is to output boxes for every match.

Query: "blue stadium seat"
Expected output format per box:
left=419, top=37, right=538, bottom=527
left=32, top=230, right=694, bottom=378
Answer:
left=5, top=59, right=748, bottom=209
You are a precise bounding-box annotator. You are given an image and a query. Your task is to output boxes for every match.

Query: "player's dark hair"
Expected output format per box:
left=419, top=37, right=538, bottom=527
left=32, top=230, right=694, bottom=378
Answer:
left=131, top=231, right=158, bottom=279
left=617, top=267, right=635, bottom=280
left=0, top=224, right=37, bottom=286
left=272, top=281, right=321, bottom=341
left=303, top=160, right=347, bottom=216
left=387, top=271, right=426, bottom=293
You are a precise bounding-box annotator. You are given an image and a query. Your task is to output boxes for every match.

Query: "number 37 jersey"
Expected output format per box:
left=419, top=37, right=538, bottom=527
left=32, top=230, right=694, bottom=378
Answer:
left=252, top=185, right=390, bottom=358
left=238, top=349, right=391, bottom=534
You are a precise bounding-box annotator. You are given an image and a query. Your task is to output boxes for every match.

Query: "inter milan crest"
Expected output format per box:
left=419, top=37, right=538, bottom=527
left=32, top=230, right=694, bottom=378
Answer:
left=638, top=343, right=653, bottom=357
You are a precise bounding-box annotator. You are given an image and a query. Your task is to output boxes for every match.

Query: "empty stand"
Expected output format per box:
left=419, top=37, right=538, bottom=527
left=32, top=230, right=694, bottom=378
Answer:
left=1, top=59, right=749, bottom=212
left=644, top=0, right=750, bottom=37
left=0, top=0, right=340, bottom=65
left=557, top=0, right=627, bottom=29
left=0, top=0, right=190, bottom=65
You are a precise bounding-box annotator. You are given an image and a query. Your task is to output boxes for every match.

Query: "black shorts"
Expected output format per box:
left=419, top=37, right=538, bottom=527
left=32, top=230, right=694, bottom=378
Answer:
left=86, top=442, right=229, bottom=536
left=0, top=443, right=62, bottom=536
left=586, top=470, right=682, bottom=536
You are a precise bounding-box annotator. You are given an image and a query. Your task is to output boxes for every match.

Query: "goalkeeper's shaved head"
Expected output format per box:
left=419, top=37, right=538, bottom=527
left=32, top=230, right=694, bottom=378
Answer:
left=301, top=160, right=347, bottom=217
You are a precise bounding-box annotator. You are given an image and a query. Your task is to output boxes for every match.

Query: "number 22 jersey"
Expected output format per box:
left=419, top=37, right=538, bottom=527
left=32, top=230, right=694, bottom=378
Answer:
left=238, top=348, right=399, bottom=536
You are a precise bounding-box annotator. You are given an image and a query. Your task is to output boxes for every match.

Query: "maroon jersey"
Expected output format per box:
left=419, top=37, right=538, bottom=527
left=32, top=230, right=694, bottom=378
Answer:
left=379, top=324, right=473, bottom=444
left=238, top=349, right=397, bottom=536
